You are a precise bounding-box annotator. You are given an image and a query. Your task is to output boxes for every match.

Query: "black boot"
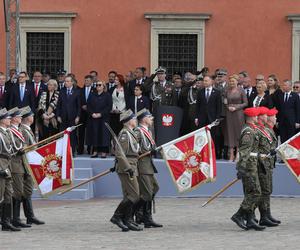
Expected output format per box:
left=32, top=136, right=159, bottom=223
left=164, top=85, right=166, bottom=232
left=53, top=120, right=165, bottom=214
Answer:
left=133, top=199, right=145, bottom=225
left=1, top=203, right=21, bottom=232
left=246, top=211, right=266, bottom=231
left=144, top=201, right=163, bottom=228
left=259, top=207, right=278, bottom=227
left=12, top=198, right=31, bottom=228
left=267, top=208, right=281, bottom=224
left=110, top=200, right=130, bottom=232
left=123, top=201, right=143, bottom=231
left=23, top=197, right=45, bottom=225
left=231, top=207, right=248, bottom=230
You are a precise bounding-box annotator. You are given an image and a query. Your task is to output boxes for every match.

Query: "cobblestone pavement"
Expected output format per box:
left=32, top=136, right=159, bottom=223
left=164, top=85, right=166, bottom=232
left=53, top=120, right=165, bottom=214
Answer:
left=0, top=198, right=299, bottom=250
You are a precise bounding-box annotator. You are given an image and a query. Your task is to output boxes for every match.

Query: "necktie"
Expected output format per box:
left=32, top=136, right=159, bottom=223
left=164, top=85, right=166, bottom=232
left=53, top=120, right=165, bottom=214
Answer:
left=20, top=85, right=24, bottom=101
left=0, top=86, right=3, bottom=98
left=254, top=96, right=261, bottom=107
left=285, top=93, right=288, bottom=102
left=86, top=87, right=89, bottom=101
left=246, top=89, right=250, bottom=98
left=67, top=89, right=71, bottom=96
left=206, top=88, right=210, bottom=102
left=35, top=83, right=39, bottom=97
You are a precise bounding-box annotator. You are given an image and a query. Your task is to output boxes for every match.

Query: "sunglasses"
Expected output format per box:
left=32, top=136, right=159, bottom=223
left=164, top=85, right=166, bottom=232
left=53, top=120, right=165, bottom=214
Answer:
left=96, top=84, right=103, bottom=87
left=293, top=86, right=299, bottom=89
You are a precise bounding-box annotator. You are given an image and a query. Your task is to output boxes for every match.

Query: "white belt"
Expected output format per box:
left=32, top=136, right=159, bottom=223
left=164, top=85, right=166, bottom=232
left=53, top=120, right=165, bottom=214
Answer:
left=249, top=152, right=258, bottom=157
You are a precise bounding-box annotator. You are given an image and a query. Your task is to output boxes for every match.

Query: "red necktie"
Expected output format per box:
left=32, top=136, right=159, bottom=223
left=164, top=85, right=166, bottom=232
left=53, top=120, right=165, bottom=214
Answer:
left=35, top=84, right=39, bottom=97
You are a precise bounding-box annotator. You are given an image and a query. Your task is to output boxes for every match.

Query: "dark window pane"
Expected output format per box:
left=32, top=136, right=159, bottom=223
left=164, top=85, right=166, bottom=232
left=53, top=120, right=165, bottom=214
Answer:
left=26, top=32, right=64, bottom=77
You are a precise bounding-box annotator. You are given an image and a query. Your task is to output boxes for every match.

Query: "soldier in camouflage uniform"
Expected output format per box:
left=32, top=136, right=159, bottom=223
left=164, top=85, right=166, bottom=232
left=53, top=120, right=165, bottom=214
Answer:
left=255, top=107, right=278, bottom=227
left=264, top=108, right=281, bottom=224
left=143, top=67, right=177, bottom=114
left=134, top=109, right=162, bottom=228
left=7, top=107, right=32, bottom=228
left=0, top=108, right=20, bottom=231
left=110, top=109, right=143, bottom=232
left=231, top=107, right=265, bottom=231
left=19, top=106, right=45, bottom=225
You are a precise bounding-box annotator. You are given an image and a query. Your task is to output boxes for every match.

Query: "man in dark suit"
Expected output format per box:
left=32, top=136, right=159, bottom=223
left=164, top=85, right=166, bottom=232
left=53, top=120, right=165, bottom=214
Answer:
left=127, top=85, right=150, bottom=114
left=243, top=77, right=257, bottom=108
left=57, top=76, right=81, bottom=154
left=57, top=69, right=67, bottom=91
left=106, top=70, right=117, bottom=94
left=31, top=70, right=47, bottom=109
left=277, top=80, right=300, bottom=143
left=128, top=67, right=147, bottom=97
left=195, top=75, right=222, bottom=149
left=9, top=71, right=35, bottom=111
left=0, top=72, right=10, bottom=109
left=78, top=75, right=94, bottom=154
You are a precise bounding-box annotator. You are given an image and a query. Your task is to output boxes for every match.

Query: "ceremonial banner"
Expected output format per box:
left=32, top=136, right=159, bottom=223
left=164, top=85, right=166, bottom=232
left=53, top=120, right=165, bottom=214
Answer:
left=154, top=105, right=183, bottom=146
left=277, top=132, right=300, bottom=182
left=160, top=126, right=216, bottom=193
left=24, top=130, right=73, bottom=197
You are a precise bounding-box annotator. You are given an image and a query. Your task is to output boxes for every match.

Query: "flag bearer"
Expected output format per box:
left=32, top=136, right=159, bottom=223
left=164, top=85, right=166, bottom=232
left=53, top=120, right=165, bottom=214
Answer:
left=231, top=107, right=265, bottom=231
left=19, top=106, right=45, bottom=225
left=110, top=109, right=143, bottom=232
left=0, top=108, right=20, bottom=231
left=134, top=109, right=162, bottom=228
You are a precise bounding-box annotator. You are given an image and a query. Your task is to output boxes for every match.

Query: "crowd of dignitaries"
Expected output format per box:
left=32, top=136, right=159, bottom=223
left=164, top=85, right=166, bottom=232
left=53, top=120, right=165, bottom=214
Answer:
left=1, top=67, right=300, bottom=160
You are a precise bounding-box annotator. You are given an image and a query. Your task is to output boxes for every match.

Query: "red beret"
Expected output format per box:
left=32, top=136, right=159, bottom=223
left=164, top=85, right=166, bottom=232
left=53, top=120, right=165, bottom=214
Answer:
left=258, top=106, right=269, bottom=115
left=267, top=108, right=278, bottom=116
left=244, top=107, right=260, bottom=117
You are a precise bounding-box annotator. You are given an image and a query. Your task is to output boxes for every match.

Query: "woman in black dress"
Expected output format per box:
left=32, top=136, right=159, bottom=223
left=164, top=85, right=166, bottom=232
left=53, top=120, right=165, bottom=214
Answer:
left=86, top=81, right=112, bottom=158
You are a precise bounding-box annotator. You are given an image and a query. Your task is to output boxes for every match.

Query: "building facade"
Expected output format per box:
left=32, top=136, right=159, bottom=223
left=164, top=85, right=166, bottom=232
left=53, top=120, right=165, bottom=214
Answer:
left=1, top=0, right=300, bottom=82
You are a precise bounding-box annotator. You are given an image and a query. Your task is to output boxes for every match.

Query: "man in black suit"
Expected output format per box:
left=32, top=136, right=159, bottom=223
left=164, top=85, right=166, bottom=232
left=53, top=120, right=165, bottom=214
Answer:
left=194, top=75, right=222, bottom=145
left=128, top=67, right=147, bottom=97
left=243, top=77, right=257, bottom=108
left=78, top=75, right=94, bottom=154
left=9, top=71, right=35, bottom=111
left=57, top=69, right=67, bottom=91
left=127, top=85, right=150, bottom=114
left=0, top=72, right=10, bottom=109
left=106, top=70, right=117, bottom=94
left=277, top=80, right=300, bottom=143
left=31, top=71, right=47, bottom=109
left=57, top=76, right=81, bottom=154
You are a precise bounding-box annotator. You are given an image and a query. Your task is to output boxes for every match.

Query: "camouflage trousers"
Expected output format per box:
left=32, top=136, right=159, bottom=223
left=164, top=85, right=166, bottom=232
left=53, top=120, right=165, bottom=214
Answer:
left=240, top=169, right=261, bottom=212
left=257, top=162, right=273, bottom=211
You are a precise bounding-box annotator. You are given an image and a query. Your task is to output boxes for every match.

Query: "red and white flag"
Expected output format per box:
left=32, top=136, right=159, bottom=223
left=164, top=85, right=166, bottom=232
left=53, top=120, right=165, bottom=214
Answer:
left=25, top=131, right=73, bottom=196
left=277, top=132, right=300, bottom=182
left=160, top=126, right=216, bottom=193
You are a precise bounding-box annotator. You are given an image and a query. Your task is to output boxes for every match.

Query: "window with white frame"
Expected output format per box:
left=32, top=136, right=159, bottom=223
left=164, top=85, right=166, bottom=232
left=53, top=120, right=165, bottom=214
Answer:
left=145, top=13, right=211, bottom=74
left=288, top=15, right=300, bottom=81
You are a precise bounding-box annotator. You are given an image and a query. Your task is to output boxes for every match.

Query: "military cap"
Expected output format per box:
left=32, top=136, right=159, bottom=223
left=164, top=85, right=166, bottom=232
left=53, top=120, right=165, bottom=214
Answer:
left=20, top=106, right=34, bottom=118
left=57, top=69, right=66, bottom=76
left=120, top=109, right=136, bottom=123
left=267, top=108, right=278, bottom=116
left=244, top=107, right=260, bottom=117
left=215, top=68, right=228, bottom=76
left=136, top=108, right=152, bottom=121
left=0, top=108, right=11, bottom=120
left=173, top=71, right=182, bottom=77
left=155, top=66, right=167, bottom=74
left=8, top=107, right=22, bottom=117
left=258, top=106, right=269, bottom=116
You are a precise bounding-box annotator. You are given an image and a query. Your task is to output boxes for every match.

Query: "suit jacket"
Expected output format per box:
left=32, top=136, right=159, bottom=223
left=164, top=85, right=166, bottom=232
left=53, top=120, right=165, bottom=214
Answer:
left=253, top=94, right=273, bottom=108
left=277, top=91, right=300, bottom=126
left=79, top=86, right=95, bottom=122
left=245, top=87, right=257, bottom=108
left=9, top=82, right=35, bottom=111
left=196, top=87, right=222, bottom=127
left=31, top=81, right=48, bottom=108
left=0, top=85, right=11, bottom=109
left=56, top=87, right=81, bottom=123
left=127, top=95, right=150, bottom=113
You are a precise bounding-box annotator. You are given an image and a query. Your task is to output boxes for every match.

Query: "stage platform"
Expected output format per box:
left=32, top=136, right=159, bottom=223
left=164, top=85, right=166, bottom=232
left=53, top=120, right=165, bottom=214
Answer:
left=33, top=156, right=300, bottom=200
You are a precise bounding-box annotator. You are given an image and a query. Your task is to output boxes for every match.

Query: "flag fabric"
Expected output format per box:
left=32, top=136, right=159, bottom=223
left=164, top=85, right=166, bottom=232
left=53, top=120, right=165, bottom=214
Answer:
left=24, top=130, right=73, bottom=197
left=160, top=126, right=216, bottom=193
left=277, top=132, right=300, bottom=182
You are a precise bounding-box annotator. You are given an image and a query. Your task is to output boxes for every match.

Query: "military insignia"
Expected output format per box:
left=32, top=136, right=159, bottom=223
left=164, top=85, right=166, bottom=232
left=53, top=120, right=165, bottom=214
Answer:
left=119, top=133, right=127, bottom=142
left=41, top=154, right=62, bottom=181
left=167, top=148, right=180, bottom=159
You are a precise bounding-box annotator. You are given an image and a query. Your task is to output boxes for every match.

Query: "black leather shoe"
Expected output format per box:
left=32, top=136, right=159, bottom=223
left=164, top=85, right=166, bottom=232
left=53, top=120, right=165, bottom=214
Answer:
left=124, top=221, right=143, bottom=231
left=267, top=208, right=281, bottom=224
left=259, top=217, right=278, bottom=227
left=231, top=208, right=248, bottom=230
left=246, top=212, right=265, bottom=231
left=27, top=217, right=45, bottom=225
left=110, top=216, right=129, bottom=232
left=12, top=220, right=31, bottom=228
left=90, top=154, right=98, bottom=158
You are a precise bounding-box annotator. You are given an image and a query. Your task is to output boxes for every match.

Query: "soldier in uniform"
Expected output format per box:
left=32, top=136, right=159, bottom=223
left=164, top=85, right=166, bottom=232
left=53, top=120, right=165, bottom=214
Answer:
left=0, top=108, right=20, bottom=231
left=264, top=108, right=281, bottom=224
left=19, top=106, right=45, bottom=225
left=143, top=67, right=177, bottom=114
left=231, top=107, right=265, bottom=231
left=255, top=107, right=278, bottom=227
left=134, top=109, right=162, bottom=228
left=7, top=107, right=32, bottom=228
left=110, top=109, right=143, bottom=232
